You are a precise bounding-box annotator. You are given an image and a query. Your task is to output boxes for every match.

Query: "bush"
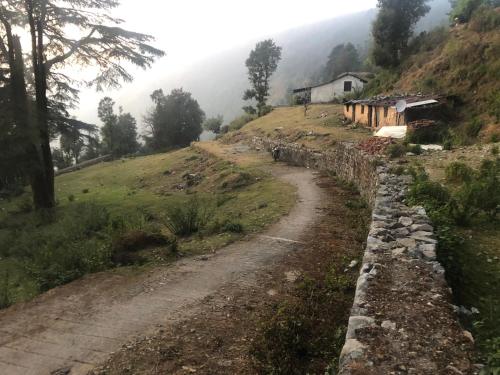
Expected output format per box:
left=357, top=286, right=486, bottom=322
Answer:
left=469, top=4, right=500, bottom=31
left=386, top=143, right=407, bottom=159
left=164, top=195, right=210, bottom=236
left=228, top=114, right=256, bottom=131
left=0, top=271, right=12, bottom=309
left=67, top=194, right=75, bottom=202
left=445, top=162, right=475, bottom=183
left=466, top=118, right=484, bottom=138
left=492, top=145, right=499, bottom=156
left=16, top=196, right=33, bottom=213
left=443, top=138, right=453, bottom=150
left=450, top=0, right=486, bottom=23
left=408, top=144, right=423, bottom=155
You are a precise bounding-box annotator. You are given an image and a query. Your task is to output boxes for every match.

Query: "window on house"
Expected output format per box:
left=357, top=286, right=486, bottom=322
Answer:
left=344, top=81, right=352, bottom=92
left=361, top=105, right=365, bottom=114
left=384, top=106, right=388, bottom=117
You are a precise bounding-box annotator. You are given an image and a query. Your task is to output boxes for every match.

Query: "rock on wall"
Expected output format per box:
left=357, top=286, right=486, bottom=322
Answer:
left=253, top=137, right=475, bottom=374
left=255, top=138, right=379, bottom=205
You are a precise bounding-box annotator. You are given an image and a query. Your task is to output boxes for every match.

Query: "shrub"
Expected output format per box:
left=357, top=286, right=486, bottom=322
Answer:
left=469, top=4, right=500, bottom=31
left=67, top=194, right=75, bottom=202
left=466, top=117, right=484, bottom=138
left=450, top=0, right=486, bottom=23
left=491, top=134, right=500, bottom=143
left=16, top=196, right=33, bottom=213
left=386, top=143, right=406, bottom=159
left=443, top=138, right=453, bottom=150
left=219, top=171, right=254, bottom=190
left=408, top=144, right=423, bottom=155
left=228, top=114, right=256, bottom=131
left=0, top=271, right=12, bottom=309
left=221, top=220, right=244, bottom=233
left=164, top=195, right=210, bottom=236
left=445, top=162, right=475, bottom=183
left=492, top=145, right=499, bottom=156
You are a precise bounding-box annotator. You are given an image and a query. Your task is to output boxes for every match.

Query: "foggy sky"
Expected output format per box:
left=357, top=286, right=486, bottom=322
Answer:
left=73, top=0, right=377, bottom=125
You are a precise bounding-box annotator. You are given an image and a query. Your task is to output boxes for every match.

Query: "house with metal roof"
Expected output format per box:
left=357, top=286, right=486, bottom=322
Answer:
left=343, top=94, right=444, bottom=129
left=293, top=72, right=372, bottom=104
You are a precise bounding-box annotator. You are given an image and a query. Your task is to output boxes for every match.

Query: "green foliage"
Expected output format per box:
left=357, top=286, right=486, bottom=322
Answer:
left=98, top=97, right=139, bottom=157
left=322, top=43, right=362, bottom=81
left=163, top=195, right=211, bottom=237
left=450, top=0, right=496, bottom=23
left=443, top=138, right=454, bottom=150
left=386, top=143, right=407, bottom=158
left=488, top=91, right=500, bottom=122
left=0, top=271, right=12, bottom=309
left=228, top=114, right=256, bottom=131
left=372, top=0, right=431, bottom=67
left=469, top=4, right=500, bottom=31
left=408, top=144, right=423, bottom=155
left=466, top=117, right=484, bottom=138
left=202, top=115, right=224, bottom=134
left=244, top=39, right=282, bottom=117
left=492, top=145, right=499, bottom=156
left=144, top=89, right=205, bottom=151
left=445, top=162, right=475, bottom=183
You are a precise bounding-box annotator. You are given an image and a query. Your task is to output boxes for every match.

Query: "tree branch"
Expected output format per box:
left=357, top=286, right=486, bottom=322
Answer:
left=45, top=27, right=97, bottom=70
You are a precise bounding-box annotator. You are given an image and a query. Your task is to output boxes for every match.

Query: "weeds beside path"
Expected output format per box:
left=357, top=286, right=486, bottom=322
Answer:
left=0, top=157, right=325, bottom=375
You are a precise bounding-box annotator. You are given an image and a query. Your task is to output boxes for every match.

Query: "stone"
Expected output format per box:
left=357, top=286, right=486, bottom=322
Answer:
left=445, top=365, right=463, bottom=375
left=339, top=339, right=366, bottom=365
left=346, top=316, right=376, bottom=339
left=397, top=238, right=417, bottom=249
left=398, top=216, right=413, bottom=227
left=392, top=248, right=406, bottom=257
left=381, top=320, right=397, bottom=330
left=348, top=260, right=359, bottom=269
left=463, top=330, right=474, bottom=343
left=394, top=228, right=410, bottom=238
left=419, top=244, right=437, bottom=260
left=410, top=223, right=433, bottom=232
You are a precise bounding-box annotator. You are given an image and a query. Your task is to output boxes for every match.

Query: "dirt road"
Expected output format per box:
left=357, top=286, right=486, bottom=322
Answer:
left=0, top=165, right=325, bottom=375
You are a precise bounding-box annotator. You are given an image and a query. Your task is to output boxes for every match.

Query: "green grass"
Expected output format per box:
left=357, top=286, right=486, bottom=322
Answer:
left=0, top=147, right=296, bottom=307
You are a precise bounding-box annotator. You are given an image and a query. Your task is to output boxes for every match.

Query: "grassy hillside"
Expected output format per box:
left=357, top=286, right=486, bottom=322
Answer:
left=0, top=148, right=295, bottom=308
left=384, top=15, right=500, bottom=142
left=222, top=104, right=371, bottom=150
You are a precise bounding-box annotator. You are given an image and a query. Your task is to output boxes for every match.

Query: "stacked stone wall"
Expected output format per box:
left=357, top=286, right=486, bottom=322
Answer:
left=252, top=137, right=473, bottom=374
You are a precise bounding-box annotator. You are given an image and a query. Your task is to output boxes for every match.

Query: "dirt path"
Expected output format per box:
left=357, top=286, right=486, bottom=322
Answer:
left=0, top=165, right=325, bottom=375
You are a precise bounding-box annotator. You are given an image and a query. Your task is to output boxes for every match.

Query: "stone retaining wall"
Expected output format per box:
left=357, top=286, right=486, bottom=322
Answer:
left=253, top=137, right=474, bottom=374
left=55, top=155, right=112, bottom=176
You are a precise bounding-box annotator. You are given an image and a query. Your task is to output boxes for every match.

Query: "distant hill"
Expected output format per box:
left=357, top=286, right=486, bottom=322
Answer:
left=105, top=0, right=451, bottom=125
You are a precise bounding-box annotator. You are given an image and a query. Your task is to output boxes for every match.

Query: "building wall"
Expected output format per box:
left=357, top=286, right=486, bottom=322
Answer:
left=311, top=75, right=365, bottom=103
left=343, top=104, right=405, bottom=128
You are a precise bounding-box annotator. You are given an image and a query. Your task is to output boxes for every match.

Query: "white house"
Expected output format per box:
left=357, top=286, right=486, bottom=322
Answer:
left=293, top=72, right=370, bottom=104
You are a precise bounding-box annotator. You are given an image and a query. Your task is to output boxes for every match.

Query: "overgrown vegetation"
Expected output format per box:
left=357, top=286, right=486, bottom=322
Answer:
left=250, top=180, right=370, bottom=374
left=407, top=159, right=500, bottom=371
left=0, top=148, right=295, bottom=309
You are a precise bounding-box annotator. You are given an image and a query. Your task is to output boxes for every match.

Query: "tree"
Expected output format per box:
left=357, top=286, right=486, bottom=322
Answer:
left=450, top=0, right=498, bottom=22
left=60, top=129, right=84, bottom=165
left=322, top=43, right=362, bottom=81
left=372, top=0, right=430, bottom=68
left=243, top=39, right=282, bottom=117
left=203, top=115, right=224, bottom=134
left=0, top=0, right=164, bottom=209
left=98, top=97, right=139, bottom=157
left=144, top=89, right=205, bottom=150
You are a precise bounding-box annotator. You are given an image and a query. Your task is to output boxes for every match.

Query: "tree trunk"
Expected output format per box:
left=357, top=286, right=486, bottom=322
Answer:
left=26, top=2, right=55, bottom=209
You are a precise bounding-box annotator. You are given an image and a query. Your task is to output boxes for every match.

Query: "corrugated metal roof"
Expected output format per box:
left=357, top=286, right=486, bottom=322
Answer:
left=345, top=94, right=441, bottom=108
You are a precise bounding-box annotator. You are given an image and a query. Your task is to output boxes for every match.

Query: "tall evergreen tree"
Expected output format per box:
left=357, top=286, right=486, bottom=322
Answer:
left=243, top=39, right=282, bottom=117
left=0, top=0, right=164, bottom=208
left=322, top=43, right=362, bottom=81
left=98, top=97, right=139, bottom=157
left=372, top=0, right=430, bottom=68
left=144, top=89, right=205, bottom=150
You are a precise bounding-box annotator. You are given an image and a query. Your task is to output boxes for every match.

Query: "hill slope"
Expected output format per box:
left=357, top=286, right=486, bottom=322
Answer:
left=392, top=19, right=500, bottom=139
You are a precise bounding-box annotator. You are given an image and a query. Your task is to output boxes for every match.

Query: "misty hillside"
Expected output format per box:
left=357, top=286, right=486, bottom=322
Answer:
left=118, top=0, right=450, bottom=123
